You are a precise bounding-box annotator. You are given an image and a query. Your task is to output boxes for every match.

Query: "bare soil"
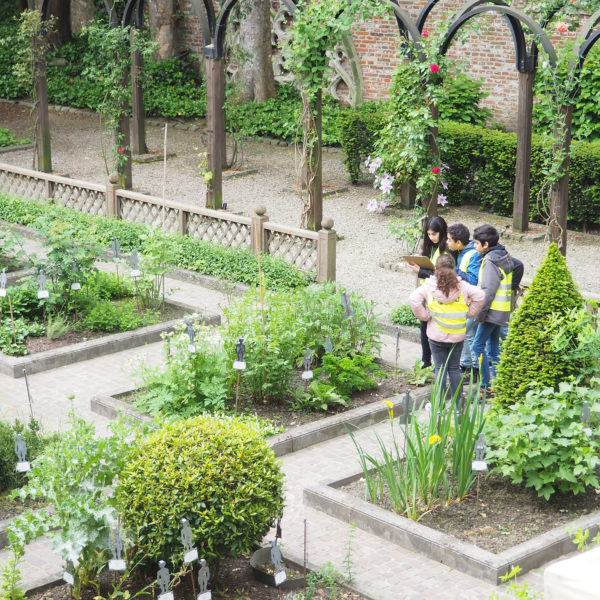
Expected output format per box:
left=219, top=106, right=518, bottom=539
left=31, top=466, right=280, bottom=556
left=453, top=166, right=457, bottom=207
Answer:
left=342, top=472, right=600, bottom=553
left=0, top=493, right=46, bottom=521
left=28, top=555, right=368, bottom=600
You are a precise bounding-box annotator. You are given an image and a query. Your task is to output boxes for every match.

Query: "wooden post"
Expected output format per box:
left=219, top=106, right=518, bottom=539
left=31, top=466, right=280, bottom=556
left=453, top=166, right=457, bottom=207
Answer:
left=428, top=104, right=439, bottom=217
left=305, top=90, right=323, bottom=232
left=34, top=37, right=52, bottom=173
left=205, top=57, right=224, bottom=209
left=130, top=30, right=147, bottom=155
left=513, top=70, right=535, bottom=233
left=178, top=209, right=186, bottom=235
left=549, top=105, right=573, bottom=256
left=106, top=174, right=120, bottom=217
left=317, top=218, right=336, bottom=283
left=400, top=180, right=416, bottom=209
left=117, top=64, right=133, bottom=190
left=251, top=205, right=269, bottom=254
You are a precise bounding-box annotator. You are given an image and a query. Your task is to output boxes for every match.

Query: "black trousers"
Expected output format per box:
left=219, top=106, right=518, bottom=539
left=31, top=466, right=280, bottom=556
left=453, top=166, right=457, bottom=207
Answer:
left=420, top=320, right=432, bottom=367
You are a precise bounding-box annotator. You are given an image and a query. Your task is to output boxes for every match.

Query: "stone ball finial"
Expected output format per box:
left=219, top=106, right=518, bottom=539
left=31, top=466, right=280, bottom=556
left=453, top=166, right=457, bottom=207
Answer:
left=109, top=174, right=119, bottom=184
left=255, top=206, right=267, bottom=216
left=321, top=218, right=334, bottom=230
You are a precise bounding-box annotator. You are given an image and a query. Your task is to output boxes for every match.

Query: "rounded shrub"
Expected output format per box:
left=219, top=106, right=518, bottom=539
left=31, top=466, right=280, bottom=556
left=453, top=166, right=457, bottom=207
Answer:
left=494, top=244, right=583, bottom=407
left=116, top=415, right=284, bottom=565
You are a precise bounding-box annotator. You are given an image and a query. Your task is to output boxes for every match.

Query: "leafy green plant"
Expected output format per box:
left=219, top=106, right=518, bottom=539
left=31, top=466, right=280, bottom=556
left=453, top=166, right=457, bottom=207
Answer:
left=490, top=566, right=543, bottom=600
left=116, top=415, right=284, bottom=567
left=0, top=317, right=45, bottom=356
left=9, top=415, right=139, bottom=599
left=0, top=546, right=26, bottom=600
left=81, top=299, right=160, bottom=332
left=390, top=304, right=420, bottom=328
left=46, top=313, right=70, bottom=340
left=317, top=353, right=381, bottom=398
left=406, top=359, right=434, bottom=386
left=291, top=380, right=348, bottom=412
left=494, top=244, right=583, bottom=407
left=135, top=320, right=230, bottom=417
left=0, top=128, right=28, bottom=148
left=485, top=380, right=600, bottom=500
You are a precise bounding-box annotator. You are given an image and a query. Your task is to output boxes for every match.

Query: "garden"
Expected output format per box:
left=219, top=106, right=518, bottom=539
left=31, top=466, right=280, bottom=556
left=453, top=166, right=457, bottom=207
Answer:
left=2, top=0, right=600, bottom=597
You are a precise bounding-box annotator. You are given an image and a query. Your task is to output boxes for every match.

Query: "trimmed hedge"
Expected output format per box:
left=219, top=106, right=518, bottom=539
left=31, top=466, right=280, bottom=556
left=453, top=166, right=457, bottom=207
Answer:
left=493, top=244, right=583, bottom=407
left=0, top=193, right=312, bottom=289
left=116, top=415, right=284, bottom=565
left=440, top=121, right=600, bottom=229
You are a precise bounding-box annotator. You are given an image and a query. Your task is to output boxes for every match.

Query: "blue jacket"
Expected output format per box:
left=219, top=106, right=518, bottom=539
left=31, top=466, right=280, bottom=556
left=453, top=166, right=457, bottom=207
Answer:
left=455, top=240, right=482, bottom=286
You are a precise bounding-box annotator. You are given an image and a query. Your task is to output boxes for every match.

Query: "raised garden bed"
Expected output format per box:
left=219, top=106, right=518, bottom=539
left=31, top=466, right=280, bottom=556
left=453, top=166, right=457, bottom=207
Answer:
left=304, top=470, right=600, bottom=584
left=0, top=299, right=220, bottom=378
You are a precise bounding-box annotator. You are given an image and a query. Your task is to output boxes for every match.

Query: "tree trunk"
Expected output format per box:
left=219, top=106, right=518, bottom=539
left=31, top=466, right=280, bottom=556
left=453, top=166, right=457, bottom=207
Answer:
left=149, top=0, right=175, bottom=60
left=237, top=0, right=276, bottom=103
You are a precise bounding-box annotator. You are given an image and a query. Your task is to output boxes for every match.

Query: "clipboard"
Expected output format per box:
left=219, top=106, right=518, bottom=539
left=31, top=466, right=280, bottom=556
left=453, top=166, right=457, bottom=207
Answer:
left=403, top=255, right=435, bottom=270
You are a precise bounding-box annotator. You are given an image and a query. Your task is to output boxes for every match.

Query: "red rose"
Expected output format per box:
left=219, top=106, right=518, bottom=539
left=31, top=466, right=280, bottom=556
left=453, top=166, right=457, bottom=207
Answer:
left=118, top=146, right=125, bottom=153
left=430, top=64, right=440, bottom=73
left=431, top=167, right=441, bottom=174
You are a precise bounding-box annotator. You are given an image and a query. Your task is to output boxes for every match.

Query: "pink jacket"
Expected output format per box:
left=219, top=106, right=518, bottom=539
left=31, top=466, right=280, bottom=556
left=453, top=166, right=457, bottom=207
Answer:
left=409, top=276, right=485, bottom=344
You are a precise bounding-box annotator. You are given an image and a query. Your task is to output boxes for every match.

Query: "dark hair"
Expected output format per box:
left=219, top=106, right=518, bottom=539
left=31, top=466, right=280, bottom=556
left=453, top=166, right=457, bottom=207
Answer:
left=473, top=224, right=499, bottom=248
left=422, top=216, right=448, bottom=258
left=435, top=254, right=459, bottom=297
left=447, top=223, right=470, bottom=246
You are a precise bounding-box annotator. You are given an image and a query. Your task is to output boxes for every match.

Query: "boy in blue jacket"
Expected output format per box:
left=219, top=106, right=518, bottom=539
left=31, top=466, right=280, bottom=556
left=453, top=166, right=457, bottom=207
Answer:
left=447, top=223, right=482, bottom=376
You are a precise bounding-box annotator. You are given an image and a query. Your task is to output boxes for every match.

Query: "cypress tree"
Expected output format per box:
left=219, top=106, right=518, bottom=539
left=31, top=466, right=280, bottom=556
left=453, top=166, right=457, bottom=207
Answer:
left=494, top=243, right=583, bottom=407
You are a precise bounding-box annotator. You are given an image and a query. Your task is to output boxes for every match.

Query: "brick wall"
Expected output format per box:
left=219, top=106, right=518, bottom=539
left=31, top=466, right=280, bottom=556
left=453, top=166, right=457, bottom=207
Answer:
left=175, top=0, right=586, bottom=130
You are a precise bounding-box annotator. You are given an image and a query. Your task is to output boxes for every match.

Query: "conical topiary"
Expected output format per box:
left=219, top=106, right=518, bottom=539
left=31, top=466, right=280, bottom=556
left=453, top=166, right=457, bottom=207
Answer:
left=493, top=243, right=583, bottom=407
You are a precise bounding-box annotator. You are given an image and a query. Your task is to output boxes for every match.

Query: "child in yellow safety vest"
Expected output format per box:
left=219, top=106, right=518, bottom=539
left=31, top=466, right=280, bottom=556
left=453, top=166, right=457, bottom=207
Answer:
left=409, top=254, right=485, bottom=402
left=406, top=216, right=449, bottom=369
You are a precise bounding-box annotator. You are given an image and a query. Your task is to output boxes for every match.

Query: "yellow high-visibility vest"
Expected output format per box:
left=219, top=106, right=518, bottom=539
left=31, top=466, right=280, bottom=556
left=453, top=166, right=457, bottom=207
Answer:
left=426, top=292, right=468, bottom=335
left=458, top=249, right=478, bottom=274
left=478, top=258, right=512, bottom=312
left=418, top=247, right=441, bottom=286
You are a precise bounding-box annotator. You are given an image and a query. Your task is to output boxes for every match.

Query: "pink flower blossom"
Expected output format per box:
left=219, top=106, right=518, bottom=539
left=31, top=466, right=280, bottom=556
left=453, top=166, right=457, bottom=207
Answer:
left=437, top=194, right=448, bottom=206
left=379, top=173, right=394, bottom=194
left=366, top=199, right=379, bottom=213
left=556, top=22, right=568, bottom=34
left=377, top=200, right=388, bottom=213
left=430, top=64, right=440, bottom=74
left=441, top=181, right=448, bottom=190
left=422, top=29, right=430, bottom=38
left=365, top=155, right=382, bottom=174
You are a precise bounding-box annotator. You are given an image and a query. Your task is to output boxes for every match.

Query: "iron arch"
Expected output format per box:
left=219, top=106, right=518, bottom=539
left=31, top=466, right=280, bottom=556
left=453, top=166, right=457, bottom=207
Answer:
left=40, top=0, right=51, bottom=20
left=123, top=0, right=145, bottom=29
left=441, top=5, right=556, bottom=72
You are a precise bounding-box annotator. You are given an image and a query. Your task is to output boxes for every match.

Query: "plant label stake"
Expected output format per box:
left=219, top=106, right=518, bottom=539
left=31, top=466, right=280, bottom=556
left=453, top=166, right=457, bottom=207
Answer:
left=112, top=237, right=121, bottom=298
left=108, top=525, right=126, bottom=572
left=233, top=337, right=246, bottom=413
left=37, top=271, right=49, bottom=299
left=22, top=368, right=34, bottom=419
left=186, top=320, right=197, bottom=354
left=0, top=268, right=6, bottom=297
left=71, top=262, right=81, bottom=291
left=63, top=561, right=75, bottom=587
left=197, top=558, right=211, bottom=600
left=181, top=518, right=198, bottom=599
left=181, top=518, right=198, bottom=564
left=324, top=335, right=333, bottom=354
left=157, top=560, right=173, bottom=600
left=270, top=539, right=286, bottom=586
left=472, top=433, right=488, bottom=502
left=340, top=290, right=356, bottom=345
left=14, top=433, right=30, bottom=472
left=301, top=348, right=313, bottom=380
left=582, top=400, right=592, bottom=437
left=398, top=391, right=412, bottom=425
left=130, top=249, right=142, bottom=278
left=395, top=326, right=401, bottom=374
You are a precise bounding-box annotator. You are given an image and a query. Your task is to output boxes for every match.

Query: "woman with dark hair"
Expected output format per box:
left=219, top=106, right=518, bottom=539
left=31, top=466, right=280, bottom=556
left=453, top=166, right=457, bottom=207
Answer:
left=409, top=254, right=485, bottom=401
left=406, top=216, right=450, bottom=368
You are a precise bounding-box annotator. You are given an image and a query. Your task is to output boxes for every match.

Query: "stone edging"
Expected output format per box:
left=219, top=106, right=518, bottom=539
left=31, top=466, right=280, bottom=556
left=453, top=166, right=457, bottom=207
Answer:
left=0, top=299, right=219, bottom=378
left=0, top=144, right=34, bottom=154
left=91, top=386, right=432, bottom=457
left=304, top=472, right=600, bottom=584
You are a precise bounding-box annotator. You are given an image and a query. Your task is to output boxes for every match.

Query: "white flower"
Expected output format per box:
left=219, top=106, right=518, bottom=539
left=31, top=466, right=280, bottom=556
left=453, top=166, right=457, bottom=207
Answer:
left=379, top=173, right=394, bottom=194
left=437, top=194, right=448, bottom=207
left=366, top=198, right=379, bottom=213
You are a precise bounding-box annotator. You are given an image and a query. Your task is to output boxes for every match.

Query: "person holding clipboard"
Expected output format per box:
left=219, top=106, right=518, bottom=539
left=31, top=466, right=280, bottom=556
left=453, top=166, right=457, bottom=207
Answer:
left=405, top=216, right=449, bottom=368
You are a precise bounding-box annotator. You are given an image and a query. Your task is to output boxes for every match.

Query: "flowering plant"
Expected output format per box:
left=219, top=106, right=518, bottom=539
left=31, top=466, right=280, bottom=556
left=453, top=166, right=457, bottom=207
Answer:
left=365, top=155, right=393, bottom=213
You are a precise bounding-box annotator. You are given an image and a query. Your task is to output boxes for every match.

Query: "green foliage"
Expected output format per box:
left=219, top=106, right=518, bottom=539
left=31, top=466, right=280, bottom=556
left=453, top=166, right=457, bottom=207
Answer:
left=9, top=416, right=138, bottom=597
left=291, top=380, right=348, bottom=412
left=317, top=353, right=381, bottom=398
left=116, top=415, right=284, bottom=566
left=81, top=299, right=160, bottom=332
left=0, top=284, right=42, bottom=322
left=0, top=193, right=312, bottom=290
left=348, top=381, right=485, bottom=520
left=406, top=359, right=434, bottom=386
left=135, top=320, right=230, bottom=417
left=485, top=380, right=600, bottom=500
left=0, top=128, right=28, bottom=148
left=0, top=418, right=47, bottom=494
left=0, top=547, right=26, bottom=600
left=390, top=304, right=420, bottom=328
left=494, top=244, right=583, bottom=407
left=45, top=313, right=70, bottom=340
left=0, top=317, right=45, bottom=356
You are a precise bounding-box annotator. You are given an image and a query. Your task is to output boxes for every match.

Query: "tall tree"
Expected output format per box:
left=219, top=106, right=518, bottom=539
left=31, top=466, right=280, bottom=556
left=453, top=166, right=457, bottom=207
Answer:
left=237, top=0, right=276, bottom=102
left=149, top=0, right=175, bottom=60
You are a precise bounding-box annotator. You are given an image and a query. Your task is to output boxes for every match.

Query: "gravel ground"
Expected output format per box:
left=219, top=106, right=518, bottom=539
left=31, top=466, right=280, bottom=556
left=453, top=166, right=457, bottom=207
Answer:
left=2, top=99, right=600, bottom=318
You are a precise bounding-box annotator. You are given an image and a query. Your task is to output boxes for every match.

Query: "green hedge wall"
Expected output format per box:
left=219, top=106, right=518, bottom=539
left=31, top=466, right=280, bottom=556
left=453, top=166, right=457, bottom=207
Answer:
left=440, top=121, right=600, bottom=229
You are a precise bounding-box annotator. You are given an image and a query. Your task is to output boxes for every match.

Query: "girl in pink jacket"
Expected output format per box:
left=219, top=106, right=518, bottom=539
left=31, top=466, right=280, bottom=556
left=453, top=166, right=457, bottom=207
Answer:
left=409, top=254, right=485, bottom=402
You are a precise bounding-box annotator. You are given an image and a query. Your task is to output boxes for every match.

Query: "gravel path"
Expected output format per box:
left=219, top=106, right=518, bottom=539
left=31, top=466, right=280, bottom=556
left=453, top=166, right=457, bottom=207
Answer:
left=2, top=99, right=600, bottom=318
